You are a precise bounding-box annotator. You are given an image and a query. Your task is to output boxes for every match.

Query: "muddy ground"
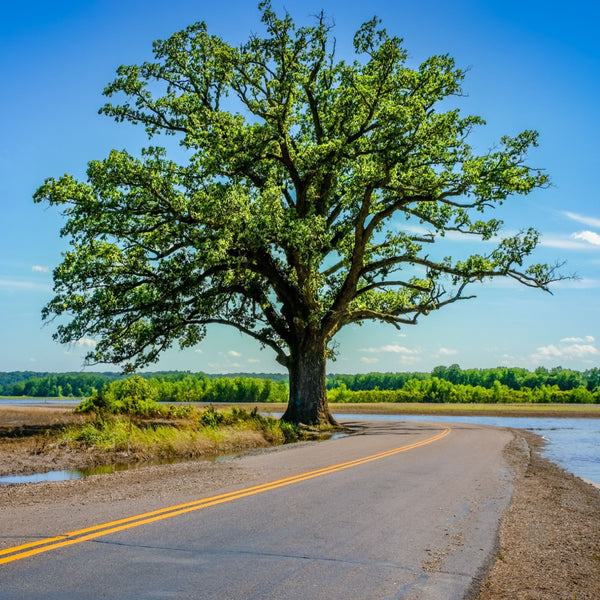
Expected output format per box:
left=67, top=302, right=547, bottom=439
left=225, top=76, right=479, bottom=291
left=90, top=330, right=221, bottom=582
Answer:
left=0, top=406, right=599, bottom=599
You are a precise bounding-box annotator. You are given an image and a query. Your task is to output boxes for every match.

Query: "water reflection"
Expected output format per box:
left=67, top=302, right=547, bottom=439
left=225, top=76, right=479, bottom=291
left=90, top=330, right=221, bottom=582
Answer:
left=0, top=469, right=86, bottom=485
left=0, top=454, right=241, bottom=486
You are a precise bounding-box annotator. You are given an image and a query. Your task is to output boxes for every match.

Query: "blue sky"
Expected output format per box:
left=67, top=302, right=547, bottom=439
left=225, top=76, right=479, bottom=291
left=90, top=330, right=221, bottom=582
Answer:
left=1, top=0, right=599, bottom=374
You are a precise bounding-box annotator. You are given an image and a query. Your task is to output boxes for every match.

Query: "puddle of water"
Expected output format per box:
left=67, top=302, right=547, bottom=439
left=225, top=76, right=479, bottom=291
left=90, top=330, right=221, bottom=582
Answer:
left=0, top=460, right=165, bottom=485
left=0, top=433, right=350, bottom=486
left=0, top=453, right=243, bottom=486
left=329, top=432, right=350, bottom=440
left=0, top=469, right=87, bottom=485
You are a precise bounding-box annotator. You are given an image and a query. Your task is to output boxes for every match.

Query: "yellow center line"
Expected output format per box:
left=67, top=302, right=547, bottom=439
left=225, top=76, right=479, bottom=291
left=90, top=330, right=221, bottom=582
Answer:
left=0, top=427, right=450, bottom=565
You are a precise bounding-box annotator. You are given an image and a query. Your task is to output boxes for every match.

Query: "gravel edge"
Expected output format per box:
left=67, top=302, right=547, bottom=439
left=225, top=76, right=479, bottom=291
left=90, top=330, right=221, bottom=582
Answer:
left=475, top=429, right=600, bottom=600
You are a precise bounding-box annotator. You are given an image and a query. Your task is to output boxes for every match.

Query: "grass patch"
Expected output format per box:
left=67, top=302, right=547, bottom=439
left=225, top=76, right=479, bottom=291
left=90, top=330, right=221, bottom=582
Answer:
left=54, top=378, right=309, bottom=464
left=58, top=404, right=303, bottom=463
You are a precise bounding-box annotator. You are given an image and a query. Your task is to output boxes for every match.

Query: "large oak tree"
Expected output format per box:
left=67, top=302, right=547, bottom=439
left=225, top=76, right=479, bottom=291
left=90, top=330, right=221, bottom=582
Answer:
left=36, top=3, right=562, bottom=425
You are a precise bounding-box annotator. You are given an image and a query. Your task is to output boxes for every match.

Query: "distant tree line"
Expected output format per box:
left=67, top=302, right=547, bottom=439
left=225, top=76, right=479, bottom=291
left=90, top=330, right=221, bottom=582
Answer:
left=0, top=372, right=121, bottom=398
left=327, top=365, right=600, bottom=392
left=326, top=365, right=600, bottom=404
left=0, top=371, right=288, bottom=403
left=1, top=366, right=599, bottom=404
left=327, top=378, right=599, bottom=404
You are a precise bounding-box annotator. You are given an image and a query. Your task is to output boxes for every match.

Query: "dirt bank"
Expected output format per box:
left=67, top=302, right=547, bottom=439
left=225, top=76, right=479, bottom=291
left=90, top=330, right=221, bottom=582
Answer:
left=0, top=406, right=280, bottom=476
left=475, top=430, right=600, bottom=600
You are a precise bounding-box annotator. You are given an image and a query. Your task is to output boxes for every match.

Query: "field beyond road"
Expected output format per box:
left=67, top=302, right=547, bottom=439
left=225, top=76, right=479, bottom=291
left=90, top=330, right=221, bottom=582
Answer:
left=330, top=402, right=600, bottom=418
left=211, top=401, right=600, bottom=419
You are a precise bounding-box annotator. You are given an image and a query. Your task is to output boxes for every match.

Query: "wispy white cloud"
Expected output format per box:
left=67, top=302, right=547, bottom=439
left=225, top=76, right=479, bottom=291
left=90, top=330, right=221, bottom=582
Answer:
left=208, top=361, right=241, bottom=371
left=532, top=338, right=599, bottom=363
left=32, top=265, right=49, bottom=273
left=534, top=344, right=598, bottom=359
left=76, top=338, right=97, bottom=348
left=564, top=212, right=600, bottom=228
left=0, top=278, right=51, bottom=292
left=359, top=344, right=423, bottom=365
left=396, top=224, right=430, bottom=236
left=396, top=223, right=504, bottom=244
left=539, top=235, right=594, bottom=250
left=561, top=336, right=594, bottom=343
left=552, top=278, right=600, bottom=289
left=573, top=230, right=600, bottom=246
left=435, top=347, right=458, bottom=357
left=360, top=357, right=380, bottom=364
left=247, top=358, right=260, bottom=364
left=360, top=344, right=419, bottom=355
left=400, top=354, right=423, bottom=365
left=227, top=350, right=242, bottom=358
left=499, top=353, right=517, bottom=366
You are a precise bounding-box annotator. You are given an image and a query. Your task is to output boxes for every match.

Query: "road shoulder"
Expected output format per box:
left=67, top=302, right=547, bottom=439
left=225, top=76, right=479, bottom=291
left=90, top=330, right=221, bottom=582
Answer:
left=476, top=429, right=600, bottom=600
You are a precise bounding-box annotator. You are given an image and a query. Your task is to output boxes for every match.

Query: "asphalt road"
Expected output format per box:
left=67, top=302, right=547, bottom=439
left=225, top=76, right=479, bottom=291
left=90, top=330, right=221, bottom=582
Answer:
left=0, top=420, right=514, bottom=599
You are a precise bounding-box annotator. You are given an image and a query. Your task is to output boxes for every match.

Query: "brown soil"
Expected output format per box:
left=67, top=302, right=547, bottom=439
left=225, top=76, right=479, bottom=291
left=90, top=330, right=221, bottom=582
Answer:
left=0, top=406, right=92, bottom=475
left=1, top=406, right=599, bottom=598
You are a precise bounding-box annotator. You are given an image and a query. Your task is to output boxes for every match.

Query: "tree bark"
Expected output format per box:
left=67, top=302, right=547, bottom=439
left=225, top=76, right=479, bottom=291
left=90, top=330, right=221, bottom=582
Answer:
left=282, top=339, right=338, bottom=426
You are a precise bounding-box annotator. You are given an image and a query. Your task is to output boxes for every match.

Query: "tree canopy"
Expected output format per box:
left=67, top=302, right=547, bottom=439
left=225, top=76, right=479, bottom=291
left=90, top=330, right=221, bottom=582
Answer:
left=36, top=2, right=563, bottom=424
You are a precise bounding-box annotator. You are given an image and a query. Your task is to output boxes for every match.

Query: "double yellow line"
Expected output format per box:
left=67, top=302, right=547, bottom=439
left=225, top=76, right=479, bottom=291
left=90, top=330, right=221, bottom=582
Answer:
left=0, top=427, right=450, bottom=566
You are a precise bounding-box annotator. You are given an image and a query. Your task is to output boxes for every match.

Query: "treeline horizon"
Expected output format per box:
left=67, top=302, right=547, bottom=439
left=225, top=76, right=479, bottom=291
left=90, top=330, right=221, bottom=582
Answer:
left=1, top=365, right=599, bottom=404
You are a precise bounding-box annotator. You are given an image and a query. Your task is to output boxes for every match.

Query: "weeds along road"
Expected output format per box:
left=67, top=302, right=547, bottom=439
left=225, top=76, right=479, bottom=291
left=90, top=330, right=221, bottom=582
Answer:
left=0, top=420, right=514, bottom=600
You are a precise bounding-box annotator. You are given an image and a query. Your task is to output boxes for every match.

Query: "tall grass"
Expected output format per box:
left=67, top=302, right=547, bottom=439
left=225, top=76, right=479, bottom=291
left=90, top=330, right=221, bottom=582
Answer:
left=59, top=404, right=301, bottom=461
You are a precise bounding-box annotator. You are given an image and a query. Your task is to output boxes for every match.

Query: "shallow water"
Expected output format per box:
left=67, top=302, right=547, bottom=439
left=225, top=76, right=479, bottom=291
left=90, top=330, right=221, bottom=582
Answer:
left=0, top=398, right=80, bottom=406
left=337, top=413, right=600, bottom=488
left=0, top=465, right=125, bottom=485
left=0, top=453, right=241, bottom=486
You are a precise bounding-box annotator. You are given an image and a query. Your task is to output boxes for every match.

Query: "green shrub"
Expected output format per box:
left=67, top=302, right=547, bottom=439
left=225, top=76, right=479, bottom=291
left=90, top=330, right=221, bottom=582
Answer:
left=198, top=405, right=226, bottom=428
left=278, top=420, right=300, bottom=442
left=77, top=375, right=163, bottom=417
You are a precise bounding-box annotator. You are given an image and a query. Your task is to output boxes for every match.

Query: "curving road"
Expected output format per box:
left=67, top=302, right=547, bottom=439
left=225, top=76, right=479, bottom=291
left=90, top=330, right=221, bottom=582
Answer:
left=0, top=420, right=514, bottom=599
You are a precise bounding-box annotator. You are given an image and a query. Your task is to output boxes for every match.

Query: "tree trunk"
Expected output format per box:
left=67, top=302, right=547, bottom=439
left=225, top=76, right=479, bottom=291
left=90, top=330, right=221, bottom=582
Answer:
left=282, top=339, right=338, bottom=426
